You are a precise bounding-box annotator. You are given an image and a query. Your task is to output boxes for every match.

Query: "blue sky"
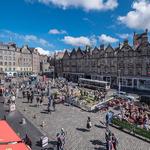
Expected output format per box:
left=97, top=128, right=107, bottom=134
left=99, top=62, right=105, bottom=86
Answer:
left=0, top=0, right=150, bottom=54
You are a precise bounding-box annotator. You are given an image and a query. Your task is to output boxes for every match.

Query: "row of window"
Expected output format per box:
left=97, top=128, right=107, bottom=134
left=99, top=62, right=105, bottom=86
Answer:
left=0, top=62, right=15, bottom=66
left=0, top=56, right=15, bottom=61
left=19, top=58, right=31, bottom=62
left=0, top=68, right=16, bottom=71
left=0, top=50, right=15, bottom=55
left=0, top=67, right=32, bottom=71
left=20, top=68, right=32, bottom=71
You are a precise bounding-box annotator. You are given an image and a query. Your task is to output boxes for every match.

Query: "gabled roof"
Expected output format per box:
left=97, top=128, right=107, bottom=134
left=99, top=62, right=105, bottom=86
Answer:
left=70, top=48, right=76, bottom=57
left=92, top=47, right=99, bottom=54
left=63, top=50, right=70, bottom=59
left=135, top=42, right=150, bottom=51
left=118, top=40, right=134, bottom=53
left=105, top=44, right=114, bottom=52
left=56, top=52, right=65, bottom=59
left=20, top=45, right=32, bottom=54
left=76, top=47, right=84, bottom=56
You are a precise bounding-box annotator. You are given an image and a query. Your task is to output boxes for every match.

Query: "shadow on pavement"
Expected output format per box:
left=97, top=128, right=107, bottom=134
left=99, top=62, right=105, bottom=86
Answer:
left=49, top=140, right=57, bottom=145
left=41, top=111, right=49, bottom=114
left=90, top=140, right=106, bottom=146
left=43, top=104, right=48, bottom=106
left=94, top=124, right=106, bottom=129
left=76, top=127, right=89, bottom=132
left=29, top=104, right=37, bottom=107
left=94, top=147, right=106, bottom=150
left=22, top=101, right=29, bottom=103
left=43, top=148, right=54, bottom=150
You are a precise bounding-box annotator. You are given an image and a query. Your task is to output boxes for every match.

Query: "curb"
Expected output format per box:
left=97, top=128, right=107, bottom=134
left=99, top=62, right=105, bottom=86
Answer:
left=110, top=124, right=150, bottom=143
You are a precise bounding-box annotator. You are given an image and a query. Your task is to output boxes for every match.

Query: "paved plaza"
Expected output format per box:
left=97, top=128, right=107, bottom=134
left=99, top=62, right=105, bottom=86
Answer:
left=15, top=93, right=150, bottom=150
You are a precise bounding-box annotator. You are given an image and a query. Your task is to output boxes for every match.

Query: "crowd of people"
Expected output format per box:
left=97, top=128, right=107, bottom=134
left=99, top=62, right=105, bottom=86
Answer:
left=107, top=98, right=150, bottom=130
left=2, top=75, right=150, bottom=150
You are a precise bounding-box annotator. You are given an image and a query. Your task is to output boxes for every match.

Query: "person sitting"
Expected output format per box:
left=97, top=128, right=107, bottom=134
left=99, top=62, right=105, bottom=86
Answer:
left=143, top=114, right=149, bottom=130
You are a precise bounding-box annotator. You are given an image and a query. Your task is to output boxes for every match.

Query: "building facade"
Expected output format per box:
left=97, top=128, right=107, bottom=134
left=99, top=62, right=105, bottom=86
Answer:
left=0, top=43, right=42, bottom=76
left=32, top=48, right=40, bottom=74
left=59, top=30, right=150, bottom=91
left=39, top=54, right=49, bottom=74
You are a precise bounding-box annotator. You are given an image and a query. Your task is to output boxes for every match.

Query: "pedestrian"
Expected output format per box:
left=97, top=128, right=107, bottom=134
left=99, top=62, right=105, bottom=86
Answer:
left=22, top=90, right=25, bottom=99
left=30, top=91, right=34, bottom=103
left=56, top=133, right=62, bottom=150
left=27, top=91, right=30, bottom=103
left=47, top=101, right=51, bottom=114
left=52, top=100, right=56, bottom=111
left=40, top=96, right=43, bottom=105
left=86, top=116, right=92, bottom=130
left=24, top=134, right=32, bottom=148
left=36, top=96, right=40, bottom=107
left=112, top=133, right=118, bottom=150
left=106, top=111, right=113, bottom=128
left=11, top=94, right=16, bottom=104
left=16, top=87, right=19, bottom=98
left=60, top=128, right=66, bottom=146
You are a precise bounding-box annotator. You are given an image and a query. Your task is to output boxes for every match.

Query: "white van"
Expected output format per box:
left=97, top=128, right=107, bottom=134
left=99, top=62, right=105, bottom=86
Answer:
left=113, top=91, right=135, bottom=101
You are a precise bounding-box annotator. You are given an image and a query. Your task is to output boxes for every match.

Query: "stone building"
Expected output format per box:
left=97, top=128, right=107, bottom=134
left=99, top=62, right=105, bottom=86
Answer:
left=39, top=54, right=49, bottom=73
left=55, top=52, right=64, bottom=77
left=58, top=30, right=150, bottom=91
left=0, top=43, right=42, bottom=76
left=32, top=48, right=40, bottom=74
left=0, top=43, right=18, bottom=76
left=18, top=45, right=32, bottom=76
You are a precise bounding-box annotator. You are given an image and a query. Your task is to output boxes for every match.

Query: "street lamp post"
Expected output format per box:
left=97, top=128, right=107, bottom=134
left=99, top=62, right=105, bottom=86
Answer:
left=53, top=52, right=56, bottom=86
left=118, top=70, right=121, bottom=96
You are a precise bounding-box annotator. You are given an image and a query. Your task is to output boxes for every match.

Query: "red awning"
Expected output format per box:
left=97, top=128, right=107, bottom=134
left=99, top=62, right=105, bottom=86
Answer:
left=0, top=121, right=21, bottom=143
left=0, top=143, right=30, bottom=150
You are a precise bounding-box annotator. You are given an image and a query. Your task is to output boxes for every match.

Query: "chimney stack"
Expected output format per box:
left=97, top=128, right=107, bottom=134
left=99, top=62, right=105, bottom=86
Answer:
left=100, top=44, right=104, bottom=50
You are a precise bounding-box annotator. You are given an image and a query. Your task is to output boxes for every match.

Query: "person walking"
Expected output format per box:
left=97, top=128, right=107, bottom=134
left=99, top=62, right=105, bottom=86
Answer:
left=22, top=90, right=25, bottom=99
left=27, top=91, right=30, bottom=103
left=86, top=116, right=92, bottom=131
left=112, top=133, right=118, bottom=150
left=11, top=94, right=16, bottom=104
left=56, top=133, right=62, bottom=150
left=52, top=99, right=56, bottom=111
left=60, top=128, right=66, bottom=146
left=24, top=134, right=32, bottom=148
left=47, top=101, right=51, bottom=114
left=36, top=96, right=40, bottom=107
left=30, top=91, right=34, bottom=103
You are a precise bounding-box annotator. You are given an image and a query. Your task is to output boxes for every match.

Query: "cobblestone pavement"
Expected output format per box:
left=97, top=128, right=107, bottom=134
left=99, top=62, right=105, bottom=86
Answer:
left=15, top=94, right=150, bottom=150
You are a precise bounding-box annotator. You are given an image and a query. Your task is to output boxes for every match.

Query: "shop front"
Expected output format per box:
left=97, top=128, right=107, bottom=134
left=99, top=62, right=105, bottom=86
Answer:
left=117, top=77, right=150, bottom=91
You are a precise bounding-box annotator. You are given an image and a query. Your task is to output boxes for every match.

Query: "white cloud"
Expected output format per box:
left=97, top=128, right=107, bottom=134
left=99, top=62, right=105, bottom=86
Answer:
left=99, top=34, right=118, bottom=43
left=118, top=0, right=150, bottom=30
left=62, top=36, right=92, bottom=46
left=26, top=0, right=118, bottom=11
left=0, top=29, right=53, bottom=48
left=48, top=29, right=67, bottom=34
left=24, top=35, right=37, bottom=41
left=83, top=17, right=95, bottom=26
left=117, top=33, right=130, bottom=39
left=36, top=47, right=50, bottom=55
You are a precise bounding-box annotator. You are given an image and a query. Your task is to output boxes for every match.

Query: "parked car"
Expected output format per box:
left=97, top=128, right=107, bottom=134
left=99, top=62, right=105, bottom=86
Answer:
left=113, top=91, right=135, bottom=101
